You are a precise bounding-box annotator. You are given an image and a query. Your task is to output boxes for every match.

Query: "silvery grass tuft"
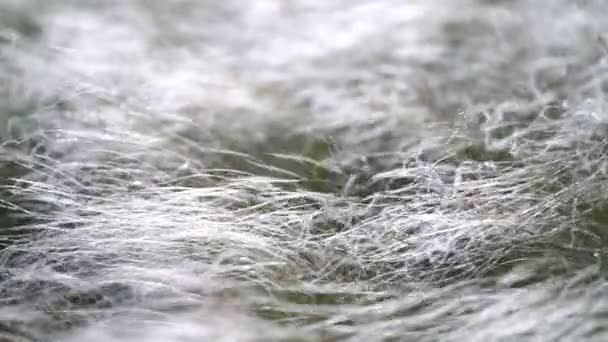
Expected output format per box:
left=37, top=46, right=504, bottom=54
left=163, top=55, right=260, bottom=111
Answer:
left=1, top=0, right=608, bottom=341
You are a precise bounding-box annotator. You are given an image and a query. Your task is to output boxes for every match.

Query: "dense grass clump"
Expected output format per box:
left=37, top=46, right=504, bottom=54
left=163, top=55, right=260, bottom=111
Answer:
left=2, top=0, right=608, bottom=341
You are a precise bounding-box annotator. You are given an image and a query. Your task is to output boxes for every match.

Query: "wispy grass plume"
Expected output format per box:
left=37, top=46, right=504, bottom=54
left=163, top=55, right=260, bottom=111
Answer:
left=1, top=0, right=608, bottom=341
